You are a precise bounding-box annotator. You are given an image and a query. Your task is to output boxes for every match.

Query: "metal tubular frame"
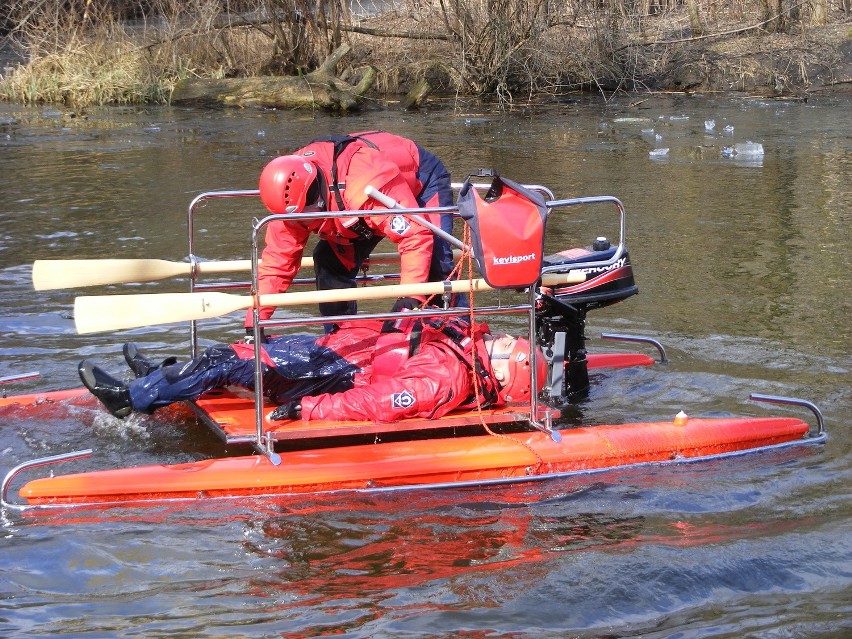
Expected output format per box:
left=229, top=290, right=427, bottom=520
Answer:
left=750, top=393, right=826, bottom=438
left=1, top=372, right=41, bottom=398
left=1, top=449, right=92, bottom=511
left=0, top=185, right=830, bottom=510
left=186, top=189, right=260, bottom=358
left=601, top=334, right=668, bottom=363
left=183, top=187, right=632, bottom=458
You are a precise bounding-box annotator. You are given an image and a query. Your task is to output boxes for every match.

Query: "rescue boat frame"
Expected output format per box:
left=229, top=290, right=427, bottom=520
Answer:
left=0, top=178, right=828, bottom=510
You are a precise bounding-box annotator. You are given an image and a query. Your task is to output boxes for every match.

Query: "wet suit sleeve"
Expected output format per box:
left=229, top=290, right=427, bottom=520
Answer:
left=244, top=220, right=311, bottom=328
left=299, top=343, right=471, bottom=422
left=372, top=192, right=435, bottom=290
left=344, top=151, right=435, bottom=290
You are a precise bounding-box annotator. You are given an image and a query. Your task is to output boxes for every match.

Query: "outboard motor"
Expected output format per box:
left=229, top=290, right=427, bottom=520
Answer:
left=535, top=237, right=638, bottom=402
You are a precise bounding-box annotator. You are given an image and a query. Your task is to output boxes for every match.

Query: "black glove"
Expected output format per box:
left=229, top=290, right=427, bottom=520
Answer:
left=270, top=401, right=301, bottom=421
left=244, top=328, right=267, bottom=344
left=391, top=297, right=422, bottom=313
left=384, top=297, right=428, bottom=332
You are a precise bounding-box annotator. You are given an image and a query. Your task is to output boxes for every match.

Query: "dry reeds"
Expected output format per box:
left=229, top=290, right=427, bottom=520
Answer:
left=0, top=0, right=846, bottom=107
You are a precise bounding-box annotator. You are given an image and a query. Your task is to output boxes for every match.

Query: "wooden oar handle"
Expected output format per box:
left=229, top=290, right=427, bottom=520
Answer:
left=73, top=271, right=585, bottom=334
left=34, top=251, right=461, bottom=291
left=260, top=272, right=584, bottom=307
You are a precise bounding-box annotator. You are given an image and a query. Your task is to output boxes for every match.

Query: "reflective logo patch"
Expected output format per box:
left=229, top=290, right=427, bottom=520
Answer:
left=389, top=215, right=410, bottom=235
left=391, top=390, right=415, bottom=409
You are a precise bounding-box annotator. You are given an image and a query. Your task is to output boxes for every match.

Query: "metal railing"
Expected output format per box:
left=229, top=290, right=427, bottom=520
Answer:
left=184, top=185, right=630, bottom=460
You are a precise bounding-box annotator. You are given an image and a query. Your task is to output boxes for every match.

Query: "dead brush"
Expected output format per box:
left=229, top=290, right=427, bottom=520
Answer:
left=0, top=0, right=187, bottom=104
left=0, top=0, right=845, bottom=107
left=355, top=0, right=636, bottom=101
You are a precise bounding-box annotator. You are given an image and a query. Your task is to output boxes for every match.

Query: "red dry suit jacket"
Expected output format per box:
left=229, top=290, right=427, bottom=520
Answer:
left=234, top=319, right=500, bottom=423
left=246, top=131, right=449, bottom=327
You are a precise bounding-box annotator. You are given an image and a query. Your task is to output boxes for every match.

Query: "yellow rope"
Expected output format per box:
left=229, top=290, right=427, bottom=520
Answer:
left=458, top=225, right=544, bottom=469
left=410, top=224, right=545, bottom=469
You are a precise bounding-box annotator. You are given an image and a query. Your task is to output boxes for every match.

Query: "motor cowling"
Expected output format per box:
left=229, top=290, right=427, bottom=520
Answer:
left=535, top=238, right=639, bottom=403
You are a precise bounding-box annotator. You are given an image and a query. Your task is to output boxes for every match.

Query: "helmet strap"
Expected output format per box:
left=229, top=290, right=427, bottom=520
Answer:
left=312, top=169, right=329, bottom=210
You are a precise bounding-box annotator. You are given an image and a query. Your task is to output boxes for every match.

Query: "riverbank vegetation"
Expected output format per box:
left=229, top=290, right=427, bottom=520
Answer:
left=1, top=0, right=849, bottom=108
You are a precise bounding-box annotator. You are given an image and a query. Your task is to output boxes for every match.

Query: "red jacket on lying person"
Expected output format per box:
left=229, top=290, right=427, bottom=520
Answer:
left=295, top=318, right=501, bottom=422
left=77, top=318, right=547, bottom=423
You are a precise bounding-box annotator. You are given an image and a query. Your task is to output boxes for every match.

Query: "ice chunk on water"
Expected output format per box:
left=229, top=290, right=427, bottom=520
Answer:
left=723, top=125, right=735, bottom=134
left=649, top=148, right=669, bottom=158
left=721, top=142, right=765, bottom=158
left=704, top=119, right=715, bottom=131
left=734, top=141, right=764, bottom=156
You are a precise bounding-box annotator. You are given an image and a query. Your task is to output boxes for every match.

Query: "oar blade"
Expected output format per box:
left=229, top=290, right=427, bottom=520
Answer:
left=74, top=292, right=251, bottom=334
left=33, top=259, right=190, bottom=291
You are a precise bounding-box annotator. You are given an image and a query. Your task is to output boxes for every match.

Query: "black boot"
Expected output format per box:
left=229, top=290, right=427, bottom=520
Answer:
left=123, top=342, right=177, bottom=378
left=78, top=360, right=133, bottom=418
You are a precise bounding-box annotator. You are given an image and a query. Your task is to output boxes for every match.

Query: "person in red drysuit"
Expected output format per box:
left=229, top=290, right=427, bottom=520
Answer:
left=246, top=131, right=458, bottom=334
left=77, top=317, right=547, bottom=422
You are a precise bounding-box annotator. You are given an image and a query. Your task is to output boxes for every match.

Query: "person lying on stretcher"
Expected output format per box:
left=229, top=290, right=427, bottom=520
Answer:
left=78, top=317, right=547, bottom=422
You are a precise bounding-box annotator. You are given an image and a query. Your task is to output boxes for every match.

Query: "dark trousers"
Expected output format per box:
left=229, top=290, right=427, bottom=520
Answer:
left=313, top=235, right=384, bottom=318
left=128, top=340, right=357, bottom=412
left=313, top=219, right=459, bottom=320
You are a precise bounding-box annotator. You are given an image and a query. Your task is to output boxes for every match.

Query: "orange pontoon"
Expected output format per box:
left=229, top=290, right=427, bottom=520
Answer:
left=16, top=412, right=815, bottom=506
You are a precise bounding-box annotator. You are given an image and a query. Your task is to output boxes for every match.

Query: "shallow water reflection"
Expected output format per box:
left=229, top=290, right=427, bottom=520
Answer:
left=1, top=93, right=850, bottom=638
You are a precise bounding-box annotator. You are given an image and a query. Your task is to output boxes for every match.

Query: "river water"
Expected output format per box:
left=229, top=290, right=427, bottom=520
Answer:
left=0, top=93, right=849, bottom=638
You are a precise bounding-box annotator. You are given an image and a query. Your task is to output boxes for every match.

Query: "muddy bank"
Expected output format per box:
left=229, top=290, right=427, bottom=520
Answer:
left=166, top=23, right=852, bottom=109
left=1, top=20, right=849, bottom=108
left=644, top=24, right=851, bottom=97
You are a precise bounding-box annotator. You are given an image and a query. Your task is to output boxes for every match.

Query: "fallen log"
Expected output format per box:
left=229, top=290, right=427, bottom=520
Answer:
left=171, top=44, right=375, bottom=111
left=399, top=78, right=432, bottom=111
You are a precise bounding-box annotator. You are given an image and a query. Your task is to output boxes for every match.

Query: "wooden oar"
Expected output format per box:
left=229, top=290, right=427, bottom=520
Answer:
left=33, top=258, right=252, bottom=291
left=32, top=252, right=425, bottom=291
left=0, top=371, right=40, bottom=385
left=73, top=271, right=585, bottom=334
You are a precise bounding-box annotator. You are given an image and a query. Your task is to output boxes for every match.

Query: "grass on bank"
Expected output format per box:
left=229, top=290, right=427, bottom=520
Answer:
left=1, top=44, right=177, bottom=106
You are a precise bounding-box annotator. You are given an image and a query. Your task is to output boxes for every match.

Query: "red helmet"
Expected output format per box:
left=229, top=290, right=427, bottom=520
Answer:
left=499, top=337, right=548, bottom=403
left=258, top=155, right=318, bottom=214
